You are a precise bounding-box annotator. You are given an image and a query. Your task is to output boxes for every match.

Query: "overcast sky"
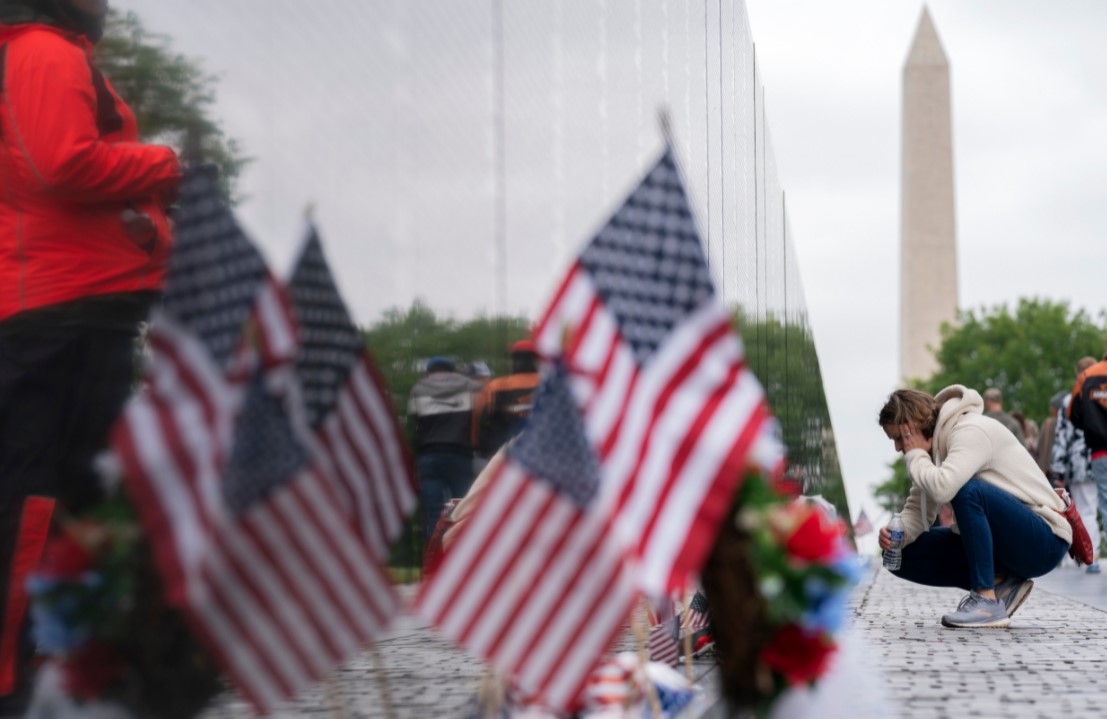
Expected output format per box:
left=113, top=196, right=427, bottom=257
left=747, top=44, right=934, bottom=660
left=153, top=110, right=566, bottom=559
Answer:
left=744, top=0, right=1106, bottom=544
left=112, top=0, right=1107, bottom=544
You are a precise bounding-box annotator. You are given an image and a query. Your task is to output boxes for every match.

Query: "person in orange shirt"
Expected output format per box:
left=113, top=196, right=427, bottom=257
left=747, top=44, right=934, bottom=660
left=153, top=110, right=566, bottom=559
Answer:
left=471, top=340, right=539, bottom=473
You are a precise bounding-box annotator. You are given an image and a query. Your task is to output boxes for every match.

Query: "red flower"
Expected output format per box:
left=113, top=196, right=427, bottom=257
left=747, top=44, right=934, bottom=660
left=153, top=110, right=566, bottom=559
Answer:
left=783, top=508, right=843, bottom=563
left=61, top=642, right=127, bottom=699
left=759, top=624, right=836, bottom=686
left=36, top=531, right=95, bottom=579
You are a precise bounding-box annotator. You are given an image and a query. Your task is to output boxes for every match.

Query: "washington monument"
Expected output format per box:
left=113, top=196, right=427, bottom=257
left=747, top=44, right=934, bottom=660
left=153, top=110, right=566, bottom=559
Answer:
left=900, top=7, right=958, bottom=382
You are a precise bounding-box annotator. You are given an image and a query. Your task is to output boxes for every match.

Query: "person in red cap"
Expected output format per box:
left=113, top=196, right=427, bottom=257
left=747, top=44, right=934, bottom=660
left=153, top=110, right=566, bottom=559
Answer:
left=0, top=0, right=179, bottom=710
left=471, top=339, right=540, bottom=472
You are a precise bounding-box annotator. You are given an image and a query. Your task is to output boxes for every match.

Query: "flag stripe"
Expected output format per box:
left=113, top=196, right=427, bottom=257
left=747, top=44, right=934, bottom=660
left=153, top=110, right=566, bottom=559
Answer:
left=290, top=475, right=398, bottom=626
left=456, top=487, right=558, bottom=648
left=433, top=468, right=534, bottom=638
left=319, top=420, right=388, bottom=556
left=114, top=194, right=413, bottom=713
left=200, top=554, right=303, bottom=696
left=255, top=277, right=299, bottom=367
left=470, top=497, right=578, bottom=659
left=234, top=512, right=347, bottom=668
left=267, top=491, right=375, bottom=644
left=658, top=400, right=769, bottom=590
left=525, top=526, right=634, bottom=704
left=353, top=357, right=417, bottom=513
left=335, top=386, right=400, bottom=541
left=214, top=525, right=331, bottom=680
left=185, top=588, right=281, bottom=709
left=421, top=146, right=779, bottom=709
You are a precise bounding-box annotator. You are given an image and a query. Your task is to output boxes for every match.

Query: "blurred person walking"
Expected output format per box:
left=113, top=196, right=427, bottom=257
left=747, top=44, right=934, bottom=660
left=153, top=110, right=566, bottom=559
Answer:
left=1037, top=391, right=1066, bottom=479
left=0, top=0, right=180, bottom=711
left=1069, top=351, right=1107, bottom=573
left=408, top=357, right=481, bottom=541
left=1053, top=358, right=1099, bottom=572
left=983, top=387, right=1026, bottom=446
left=1010, top=410, right=1038, bottom=455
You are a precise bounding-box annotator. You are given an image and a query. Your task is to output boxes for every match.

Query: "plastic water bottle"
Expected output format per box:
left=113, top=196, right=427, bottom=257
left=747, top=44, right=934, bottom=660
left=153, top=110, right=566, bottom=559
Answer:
left=883, top=513, right=905, bottom=571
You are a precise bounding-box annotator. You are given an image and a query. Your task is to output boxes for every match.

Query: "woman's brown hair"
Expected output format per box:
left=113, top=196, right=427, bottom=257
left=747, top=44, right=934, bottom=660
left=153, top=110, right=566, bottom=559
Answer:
left=878, top=388, right=939, bottom=439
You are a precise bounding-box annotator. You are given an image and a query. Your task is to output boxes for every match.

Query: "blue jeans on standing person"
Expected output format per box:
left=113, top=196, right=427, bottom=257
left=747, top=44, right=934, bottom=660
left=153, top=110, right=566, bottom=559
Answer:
left=890, top=478, right=1069, bottom=590
left=418, top=453, right=475, bottom=541
left=1093, top=456, right=1107, bottom=546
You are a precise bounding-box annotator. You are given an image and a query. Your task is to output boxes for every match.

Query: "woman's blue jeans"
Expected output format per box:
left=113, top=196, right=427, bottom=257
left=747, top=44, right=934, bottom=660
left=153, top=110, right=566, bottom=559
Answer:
left=890, top=478, right=1069, bottom=591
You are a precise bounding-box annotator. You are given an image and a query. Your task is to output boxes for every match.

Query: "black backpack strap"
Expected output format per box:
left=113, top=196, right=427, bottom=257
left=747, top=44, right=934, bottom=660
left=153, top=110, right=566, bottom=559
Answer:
left=85, top=56, right=123, bottom=136
left=0, top=44, right=7, bottom=138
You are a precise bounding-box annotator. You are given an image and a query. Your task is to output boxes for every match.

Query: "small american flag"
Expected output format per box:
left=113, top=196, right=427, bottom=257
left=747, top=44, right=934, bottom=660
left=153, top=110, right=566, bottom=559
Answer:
left=532, top=145, right=775, bottom=598
left=648, top=617, right=681, bottom=667
left=683, top=591, right=711, bottom=631
left=417, top=362, right=638, bottom=708
left=288, top=225, right=416, bottom=559
left=645, top=594, right=679, bottom=667
left=112, top=170, right=402, bottom=712
left=421, top=145, right=775, bottom=708
left=853, top=509, right=874, bottom=537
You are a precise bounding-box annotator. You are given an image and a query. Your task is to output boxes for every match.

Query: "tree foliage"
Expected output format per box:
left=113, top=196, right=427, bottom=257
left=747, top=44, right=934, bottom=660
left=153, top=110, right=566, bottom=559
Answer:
left=736, top=309, right=849, bottom=521
left=364, top=299, right=531, bottom=431
left=364, top=301, right=850, bottom=516
left=872, top=457, right=909, bottom=517
left=97, top=10, right=248, bottom=198
left=876, top=297, right=1106, bottom=516
left=919, top=298, right=1106, bottom=421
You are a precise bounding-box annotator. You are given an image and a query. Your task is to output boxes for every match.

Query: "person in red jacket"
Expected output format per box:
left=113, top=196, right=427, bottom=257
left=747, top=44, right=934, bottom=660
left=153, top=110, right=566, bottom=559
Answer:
left=0, top=0, right=180, bottom=709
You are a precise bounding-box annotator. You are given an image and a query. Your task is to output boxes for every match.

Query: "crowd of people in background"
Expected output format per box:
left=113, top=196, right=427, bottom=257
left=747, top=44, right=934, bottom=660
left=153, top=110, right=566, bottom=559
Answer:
left=406, top=341, right=540, bottom=546
left=875, top=348, right=1107, bottom=628
left=921, top=352, right=1107, bottom=577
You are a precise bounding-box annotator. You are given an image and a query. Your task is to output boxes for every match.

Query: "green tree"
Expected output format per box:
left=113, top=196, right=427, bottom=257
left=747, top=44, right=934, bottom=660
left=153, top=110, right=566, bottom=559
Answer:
left=872, top=457, right=909, bottom=516
left=97, top=10, right=248, bottom=198
left=919, top=298, right=1107, bottom=421
left=364, top=299, right=531, bottom=433
left=736, top=309, right=849, bottom=520
left=363, top=301, right=531, bottom=572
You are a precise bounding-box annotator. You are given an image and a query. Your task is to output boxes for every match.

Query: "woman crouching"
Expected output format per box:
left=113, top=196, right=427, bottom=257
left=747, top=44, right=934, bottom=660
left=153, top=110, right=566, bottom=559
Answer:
left=878, top=386, right=1071, bottom=628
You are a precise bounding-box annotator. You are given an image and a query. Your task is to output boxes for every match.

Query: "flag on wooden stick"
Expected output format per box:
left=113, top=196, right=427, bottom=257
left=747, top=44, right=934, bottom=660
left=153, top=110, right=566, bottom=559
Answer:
left=112, top=171, right=403, bottom=713
left=531, top=145, right=776, bottom=598
left=418, top=362, right=639, bottom=707
left=287, top=225, right=416, bottom=560
left=420, top=144, right=777, bottom=708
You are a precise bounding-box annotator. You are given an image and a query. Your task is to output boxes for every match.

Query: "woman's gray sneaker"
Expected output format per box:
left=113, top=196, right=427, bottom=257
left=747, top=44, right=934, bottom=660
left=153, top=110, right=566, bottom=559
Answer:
left=994, top=577, right=1034, bottom=618
left=941, top=591, right=1010, bottom=628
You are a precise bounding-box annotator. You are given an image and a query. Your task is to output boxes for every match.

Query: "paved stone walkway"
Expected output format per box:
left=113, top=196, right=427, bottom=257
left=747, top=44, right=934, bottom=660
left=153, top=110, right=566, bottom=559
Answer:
left=855, top=565, right=1107, bottom=719
left=201, top=565, right=1107, bottom=718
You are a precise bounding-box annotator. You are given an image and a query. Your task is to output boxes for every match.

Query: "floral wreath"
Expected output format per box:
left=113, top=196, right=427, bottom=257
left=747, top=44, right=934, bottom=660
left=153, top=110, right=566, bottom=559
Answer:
left=24, top=493, right=222, bottom=718
left=700, top=471, right=860, bottom=717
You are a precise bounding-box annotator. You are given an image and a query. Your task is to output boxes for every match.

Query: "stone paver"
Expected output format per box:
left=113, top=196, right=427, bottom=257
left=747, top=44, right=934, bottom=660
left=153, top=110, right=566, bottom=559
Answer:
left=858, top=567, right=1107, bottom=718
left=201, top=567, right=1107, bottom=718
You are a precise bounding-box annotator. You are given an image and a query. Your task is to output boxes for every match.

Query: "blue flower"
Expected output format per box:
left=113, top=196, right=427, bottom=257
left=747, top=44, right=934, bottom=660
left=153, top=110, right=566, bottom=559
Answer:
left=800, top=576, right=850, bottom=635
left=29, top=600, right=89, bottom=654
left=831, top=554, right=866, bottom=585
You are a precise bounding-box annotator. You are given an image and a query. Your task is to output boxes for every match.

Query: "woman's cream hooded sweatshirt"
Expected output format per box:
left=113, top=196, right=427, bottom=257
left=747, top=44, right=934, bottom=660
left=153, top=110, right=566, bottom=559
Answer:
left=900, top=385, right=1072, bottom=546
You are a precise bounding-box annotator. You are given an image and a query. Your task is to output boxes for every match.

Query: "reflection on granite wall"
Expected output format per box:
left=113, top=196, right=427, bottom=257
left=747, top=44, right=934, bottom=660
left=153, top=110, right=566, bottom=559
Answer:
left=358, top=0, right=848, bottom=519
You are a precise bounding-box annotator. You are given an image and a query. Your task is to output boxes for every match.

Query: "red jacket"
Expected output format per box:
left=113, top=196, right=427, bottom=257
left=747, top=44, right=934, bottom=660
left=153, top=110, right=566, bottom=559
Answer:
left=0, top=23, right=180, bottom=323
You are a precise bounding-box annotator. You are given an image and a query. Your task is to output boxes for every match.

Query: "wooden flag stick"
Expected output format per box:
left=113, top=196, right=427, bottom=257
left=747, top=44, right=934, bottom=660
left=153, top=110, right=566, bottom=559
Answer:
left=632, top=607, right=663, bottom=718
left=680, top=590, right=695, bottom=684
left=368, top=645, right=398, bottom=719
left=323, top=675, right=348, bottom=719
left=476, top=669, right=506, bottom=717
